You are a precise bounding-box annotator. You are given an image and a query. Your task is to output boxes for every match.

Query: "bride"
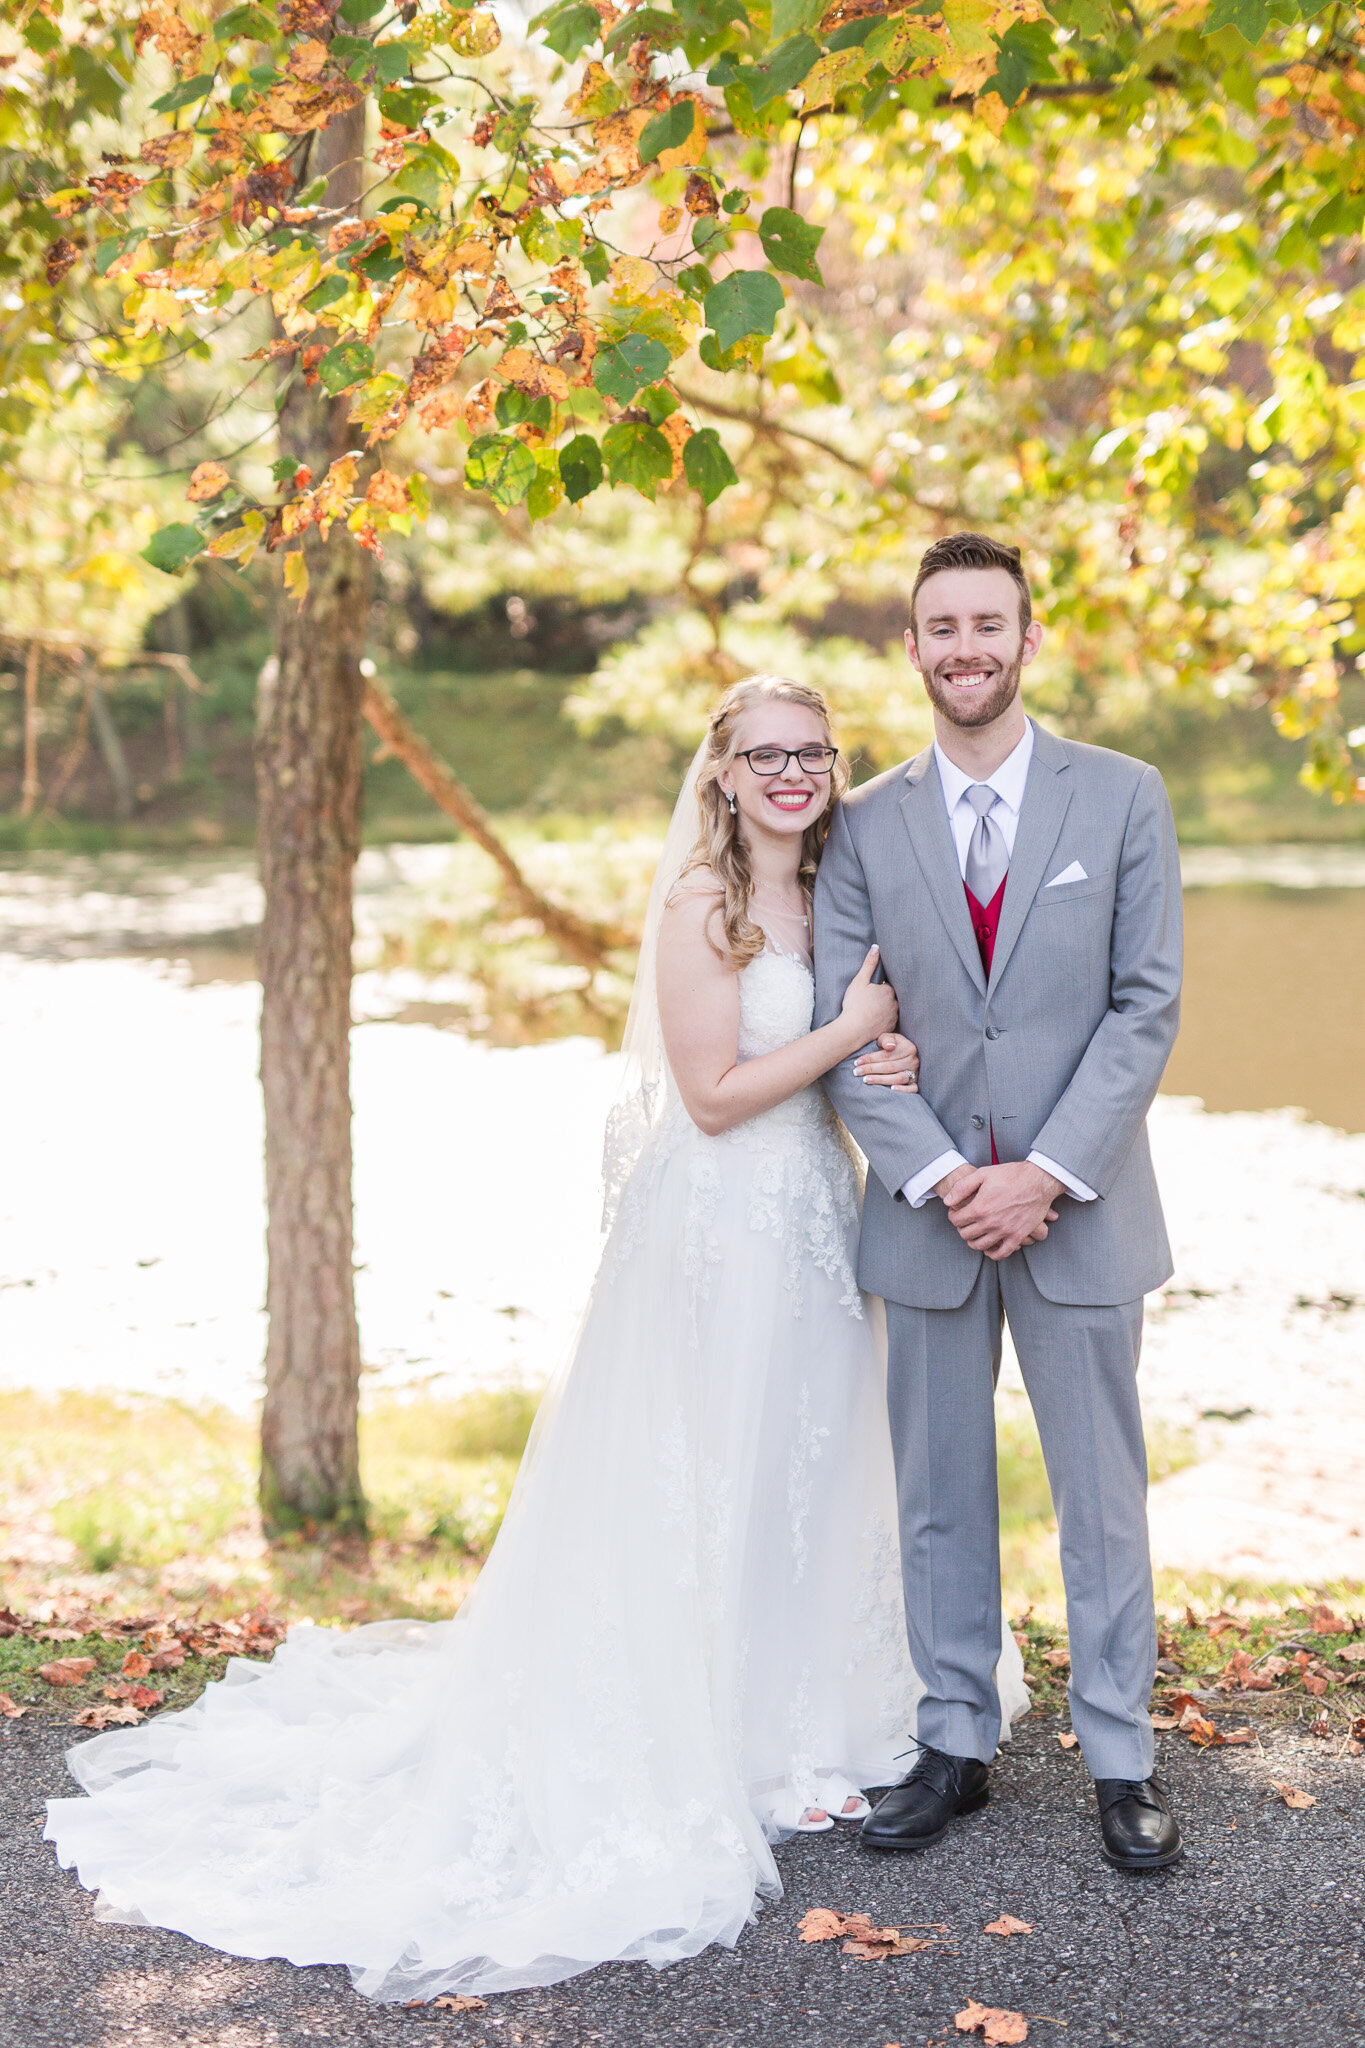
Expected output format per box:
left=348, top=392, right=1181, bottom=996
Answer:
left=45, top=674, right=1028, bottom=2002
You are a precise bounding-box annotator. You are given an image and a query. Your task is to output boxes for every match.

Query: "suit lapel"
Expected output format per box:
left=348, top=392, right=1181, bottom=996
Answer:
left=898, top=750, right=986, bottom=996
left=988, top=722, right=1073, bottom=994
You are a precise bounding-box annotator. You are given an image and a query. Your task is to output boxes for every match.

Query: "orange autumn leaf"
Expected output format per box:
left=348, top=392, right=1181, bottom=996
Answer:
left=1057, top=1731, right=1078, bottom=1750
left=186, top=462, right=230, bottom=503
left=0, top=1693, right=27, bottom=1718
left=432, top=1994, right=486, bottom=2011
left=364, top=470, right=409, bottom=514
left=983, top=1915, right=1033, bottom=1938
left=956, top=2000, right=1029, bottom=2045
left=798, top=1908, right=845, bottom=1943
left=39, top=1657, right=97, bottom=1687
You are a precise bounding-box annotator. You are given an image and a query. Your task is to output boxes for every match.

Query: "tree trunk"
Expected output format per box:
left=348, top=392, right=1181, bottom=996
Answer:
left=257, top=102, right=370, bottom=1536
left=19, top=639, right=40, bottom=818
left=89, top=678, right=134, bottom=820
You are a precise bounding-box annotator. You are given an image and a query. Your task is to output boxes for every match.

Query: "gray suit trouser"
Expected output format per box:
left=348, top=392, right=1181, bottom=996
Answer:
left=886, top=1255, right=1156, bottom=1781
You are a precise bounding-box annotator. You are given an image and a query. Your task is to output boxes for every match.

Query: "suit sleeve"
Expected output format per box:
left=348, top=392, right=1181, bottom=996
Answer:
left=813, top=801, right=960, bottom=1199
left=1029, top=766, right=1183, bottom=1197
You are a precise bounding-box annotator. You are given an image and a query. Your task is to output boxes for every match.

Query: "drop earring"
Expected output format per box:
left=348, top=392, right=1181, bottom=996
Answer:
left=727, top=793, right=737, bottom=815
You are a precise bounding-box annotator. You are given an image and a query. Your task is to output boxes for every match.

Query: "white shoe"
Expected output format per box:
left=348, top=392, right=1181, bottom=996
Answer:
left=754, top=1788, right=835, bottom=1833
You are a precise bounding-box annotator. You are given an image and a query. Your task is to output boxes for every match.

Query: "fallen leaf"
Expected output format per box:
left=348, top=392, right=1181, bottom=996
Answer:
left=0, top=1694, right=27, bottom=1718
left=955, top=2000, right=1029, bottom=2044
left=1149, top=1714, right=1181, bottom=1731
left=1338, top=1643, right=1365, bottom=1663
left=798, top=1908, right=846, bottom=1943
left=1057, top=1731, right=1078, bottom=1750
left=983, top=1915, right=1033, bottom=1938
left=1185, top=1713, right=1219, bottom=1747
left=39, top=1658, right=97, bottom=1687
left=38, top=1626, right=83, bottom=1642
left=1042, top=1649, right=1070, bottom=1668
left=1268, top=1781, right=1316, bottom=1810
left=432, top=1994, right=486, bottom=2011
left=1220, top=1727, right=1254, bottom=1746
left=1259, top=1656, right=1291, bottom=1678
left=148, top=1648, right=186, bottom=1673
left=121, top=1650, right=152, bottom=1678
left=1303, top=1673, right=1329, bottom=1697
left=1311, top=1605, right=1346, bottom=1635
left=74, top=1703, right=143, bottom=1730
left=1308, top=1715, right=1332, bottom=1740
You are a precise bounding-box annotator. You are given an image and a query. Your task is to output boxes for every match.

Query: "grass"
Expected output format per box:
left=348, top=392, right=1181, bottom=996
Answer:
left=3, top=1385, right=1361, bottom=1747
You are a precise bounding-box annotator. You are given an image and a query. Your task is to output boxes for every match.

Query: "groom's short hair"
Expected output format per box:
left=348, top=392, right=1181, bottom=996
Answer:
left=910, top=533, right=1032, bottom=636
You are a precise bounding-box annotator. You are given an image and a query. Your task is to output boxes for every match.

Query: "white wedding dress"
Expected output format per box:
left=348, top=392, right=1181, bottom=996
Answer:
left=45, top=934, right=1029, bottom=2002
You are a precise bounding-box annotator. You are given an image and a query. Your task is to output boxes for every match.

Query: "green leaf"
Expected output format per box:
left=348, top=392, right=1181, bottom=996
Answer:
left=24, top=11, right=63, bottom=50
left=379, top=84, right=439, bottom=124
left=339, top=0, right=385, bottom=19
left=641, top=383, right=679, bottom=423
left=989, top=21, right=1057, bottom=105
left=214, top=4, right=277, bottom=39
left=593, top=333, right=671, bottom=402
left=602, top=420, right=674, bottom=498
left=95, top=233, right=139, bottom=278
left=729, top=34, right=819, bottom=111
left=317, top=339, right=375, bottom=395
left=142, top=524, right=208, bottom=575
left=526, top=452, right=565, bottom=522
left=1203, top=0, right=1327, bottom=35
left=538, top=2, right=602, bottom=58
left=495, top=388, right=553, bottom=431
left=394, top=153, right=444, bottom=209
left=465, top=434, right=537, bottom=508
left=703, top=268, right=784, bottom=351
left=603, top=7, right=688, bottom=52
left=582, top=238, right=611, bottom=286
left=150, top=73, right=216, bottom=114
left=638, top=99, right=696, bottom=165
left=772, top=0, right=823, bottom=34
left=758, top=205, right=824, bottom=284
left=304, top=274, right=351, bottom=313
left=683, top=425, right=738, bottom=505
left=559, top=434, right=604, bottom=503
left=373, top=40, right=415, bottom=82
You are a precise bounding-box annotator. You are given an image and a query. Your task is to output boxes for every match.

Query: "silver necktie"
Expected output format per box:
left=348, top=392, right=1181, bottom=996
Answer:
left=964, top=783, right=1008, bottom=904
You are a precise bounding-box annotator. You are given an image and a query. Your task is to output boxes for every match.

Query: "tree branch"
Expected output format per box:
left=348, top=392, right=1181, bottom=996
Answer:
left=360, top=676, right=636, bottom=971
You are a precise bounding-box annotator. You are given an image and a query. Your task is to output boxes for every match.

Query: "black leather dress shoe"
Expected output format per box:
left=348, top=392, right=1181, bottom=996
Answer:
left=860, top=1747, right=990, bottom=1853
left=1095, top=1775, right=1183, bottom=1870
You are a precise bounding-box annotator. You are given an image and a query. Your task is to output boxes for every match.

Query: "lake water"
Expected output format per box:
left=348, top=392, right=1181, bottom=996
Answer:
left=1, top=841, right=1362, bottom=1585
left=2, top=840, right=1362, bottom=1128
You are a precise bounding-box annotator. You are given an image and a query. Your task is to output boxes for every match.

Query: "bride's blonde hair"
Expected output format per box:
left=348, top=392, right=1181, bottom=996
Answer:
left=676, top=674, right=850, bottom=968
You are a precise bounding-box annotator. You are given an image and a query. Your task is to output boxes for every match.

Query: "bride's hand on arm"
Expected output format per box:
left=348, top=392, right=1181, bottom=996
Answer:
left=854, top=1032, right=919, bottom=1092
left=657, top=885, right=897, bottom=1138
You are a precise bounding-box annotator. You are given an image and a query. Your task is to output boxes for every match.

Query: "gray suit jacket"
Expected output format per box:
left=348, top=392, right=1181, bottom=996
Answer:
left=813, top=721, right=1182, bottom=1310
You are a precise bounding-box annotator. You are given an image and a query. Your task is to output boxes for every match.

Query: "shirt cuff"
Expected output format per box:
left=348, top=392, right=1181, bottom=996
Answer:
left=1028, top=1152, right=1097, bottom=1202
left=902, top=1151, right=969, bottom=1209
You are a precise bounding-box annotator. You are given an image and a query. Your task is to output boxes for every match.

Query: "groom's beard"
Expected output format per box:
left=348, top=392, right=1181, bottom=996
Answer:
left=920, top=648, right=1024, bottom=730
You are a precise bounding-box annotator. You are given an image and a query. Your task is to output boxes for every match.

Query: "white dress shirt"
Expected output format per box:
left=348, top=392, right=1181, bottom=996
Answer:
left=901, top=723, right=1097, bottom=1210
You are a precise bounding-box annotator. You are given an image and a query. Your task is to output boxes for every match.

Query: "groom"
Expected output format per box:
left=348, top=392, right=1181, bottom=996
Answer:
left=814, top=532, right=1183, bottom=1871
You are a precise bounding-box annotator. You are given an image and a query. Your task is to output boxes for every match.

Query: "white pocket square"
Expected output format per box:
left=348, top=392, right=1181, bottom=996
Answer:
left=1045, top=861, right=1088, bottom=887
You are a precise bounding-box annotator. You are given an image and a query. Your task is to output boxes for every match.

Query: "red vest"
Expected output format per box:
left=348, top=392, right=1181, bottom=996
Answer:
left=964, top=877, right=1006, bottom=1163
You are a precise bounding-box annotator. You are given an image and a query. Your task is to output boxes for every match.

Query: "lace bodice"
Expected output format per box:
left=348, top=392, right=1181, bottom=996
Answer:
left=735, top=945, right=815, bottom=1060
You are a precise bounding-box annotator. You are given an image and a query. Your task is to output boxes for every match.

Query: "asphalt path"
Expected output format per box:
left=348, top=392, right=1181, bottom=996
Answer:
left=3, top=1715, right=1361, bottom=2048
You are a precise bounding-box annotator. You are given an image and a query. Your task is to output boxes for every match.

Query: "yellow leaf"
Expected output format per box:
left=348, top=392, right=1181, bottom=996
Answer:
left=609, top=254, right=656, bottom=300
left=283, top=551, right=309, bottom=605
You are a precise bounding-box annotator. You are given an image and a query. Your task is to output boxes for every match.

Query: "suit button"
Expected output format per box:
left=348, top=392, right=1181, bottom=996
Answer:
left=985, top=1025, right=1000, bottom=1041
left=971, top=1114, right=985, bottom=1130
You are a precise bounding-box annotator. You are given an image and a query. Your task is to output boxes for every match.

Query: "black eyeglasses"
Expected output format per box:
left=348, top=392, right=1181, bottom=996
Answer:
left=736, top=745, right=838, bottom=776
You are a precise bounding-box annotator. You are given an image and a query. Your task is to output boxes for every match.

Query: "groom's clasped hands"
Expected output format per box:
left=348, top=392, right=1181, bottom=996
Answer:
left=935, top=1160, right=1063, bottom=1262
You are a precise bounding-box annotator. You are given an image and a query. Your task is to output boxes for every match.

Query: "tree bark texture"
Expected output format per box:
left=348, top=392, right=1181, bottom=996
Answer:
left=257, top=102, right=370, bottom=1534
